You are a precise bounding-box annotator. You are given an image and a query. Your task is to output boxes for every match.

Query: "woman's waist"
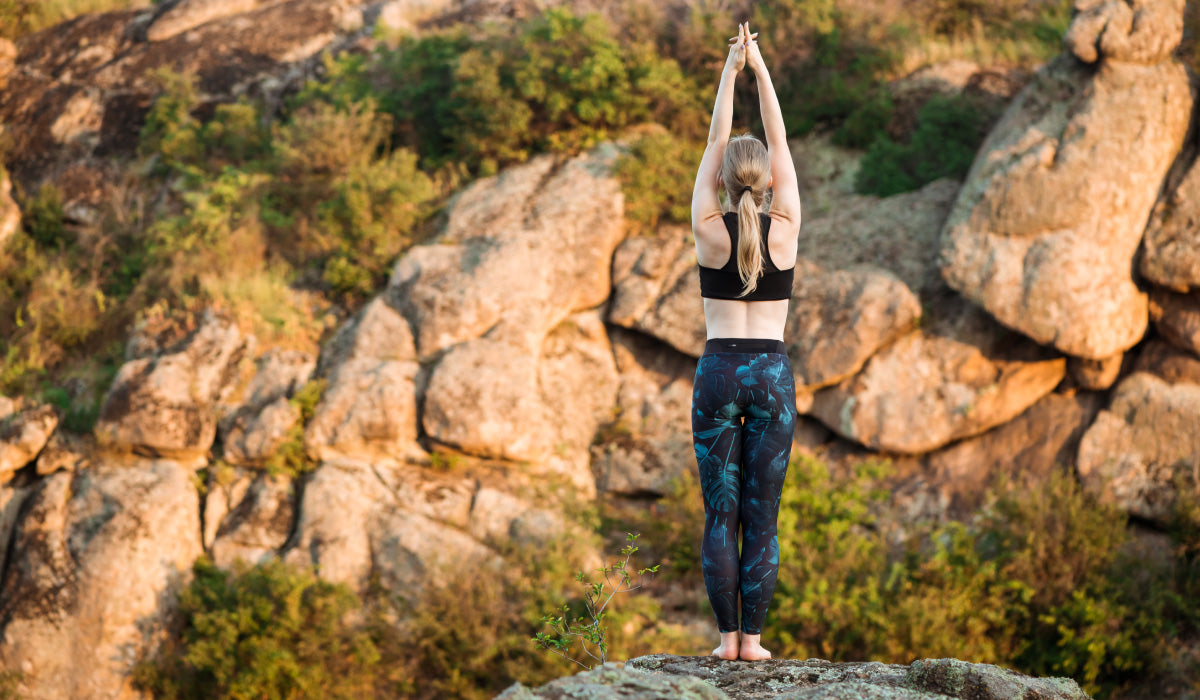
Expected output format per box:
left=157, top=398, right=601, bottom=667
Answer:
left=703, top=337, right=786, bottom=354
left=702, top=298, right=788, bottom=343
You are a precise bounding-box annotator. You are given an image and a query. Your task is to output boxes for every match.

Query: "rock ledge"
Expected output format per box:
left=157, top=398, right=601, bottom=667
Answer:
left=497, top=654, right=1091, bottom=700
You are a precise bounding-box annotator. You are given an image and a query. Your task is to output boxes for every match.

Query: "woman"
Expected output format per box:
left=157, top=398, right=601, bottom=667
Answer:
left=690, top=22, right=800, bottom=662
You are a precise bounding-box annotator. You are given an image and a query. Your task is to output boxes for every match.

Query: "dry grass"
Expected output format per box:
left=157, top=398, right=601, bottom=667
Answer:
left=22, top=0, right=149, bottom=33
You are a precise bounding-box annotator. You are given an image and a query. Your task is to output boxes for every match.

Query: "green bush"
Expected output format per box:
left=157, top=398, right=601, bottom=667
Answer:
left=305, top=8, right=706, bottom=176
left=855, top=94, right=994, bottom=196
left=759, top=458, right=1196, bottom=697
left=616, top=130, right=704, bottom=235
left=833, top=91, right=895, bottom=149
left=133, top=555, right=381, bottom=700
left=21, top=183, right=70, bottom=250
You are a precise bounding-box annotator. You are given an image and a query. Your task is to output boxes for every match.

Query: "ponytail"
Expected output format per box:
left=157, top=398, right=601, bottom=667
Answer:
left=720, top=134, right=771, bottom=298
left=735, top=188, right=763, bottom=297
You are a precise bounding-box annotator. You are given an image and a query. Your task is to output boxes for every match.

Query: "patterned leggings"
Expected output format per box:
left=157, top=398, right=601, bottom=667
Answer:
left=691, top=337, right=796, bottom=635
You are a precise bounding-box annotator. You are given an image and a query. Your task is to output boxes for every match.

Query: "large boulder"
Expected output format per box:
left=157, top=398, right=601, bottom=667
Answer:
left=607, top=225, right=706, bottom=358
left=1132, top=337, right=1200, bottom=385
left=218, top=348, right=315, bottom=466
left=283, top=458, right=501, bottom=599
left=390, top=146, right=625, bottom=359
left=886, top=392, right=1103, bottom=524
left=809, top=298, right=1066, bottom=454
left=205, top=469, right=295, bottom=570
left=303, top=296, right=422, bottom=463
left=591, top=328, right=697, bottom=496
left=786, top=260, right=921, bottom=399
left=1148, top=288, right=1200, bottom=356
left=391, top=146, right=627, bottom=493
left=940, top=0, right=1192, bottom=359
left=0, top=459, right=203, bottom=700
left=0, top=405, right=59, bottom=484
left=1076, top=372, right=1200, bottom=525
left=1142, top=155, right=1200, bottom=291
left=94, top=308, right=255, bottom=458
left=422, top=311, right=618, bottom=493
left=1064, top=0, right=1185, bottom=65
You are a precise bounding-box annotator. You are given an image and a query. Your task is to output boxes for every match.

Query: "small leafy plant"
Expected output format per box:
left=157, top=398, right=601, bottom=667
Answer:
left=532, top=532, right=661, bottom=669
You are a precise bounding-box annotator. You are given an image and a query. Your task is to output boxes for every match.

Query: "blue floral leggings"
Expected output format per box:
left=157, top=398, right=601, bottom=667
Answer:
left=691, top=337, right=796, bottom=635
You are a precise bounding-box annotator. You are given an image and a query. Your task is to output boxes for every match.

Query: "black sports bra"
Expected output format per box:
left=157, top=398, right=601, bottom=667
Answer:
left=697, top=212, right=795, bottom=301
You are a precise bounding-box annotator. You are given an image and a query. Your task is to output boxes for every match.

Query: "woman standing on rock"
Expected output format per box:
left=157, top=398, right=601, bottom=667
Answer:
left=690, top=21, right=800, bottom=661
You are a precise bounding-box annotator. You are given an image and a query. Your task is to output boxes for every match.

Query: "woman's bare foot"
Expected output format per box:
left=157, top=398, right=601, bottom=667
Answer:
left=712, top=630, right=739, bottom=660
left=739, top=632, right=772, bottom=661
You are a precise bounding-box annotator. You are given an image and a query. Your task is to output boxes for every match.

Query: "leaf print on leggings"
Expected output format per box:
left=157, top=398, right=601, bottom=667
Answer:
left=692, top=348, right=796, bottom=634
left=702, top=461, right=741, bottom=512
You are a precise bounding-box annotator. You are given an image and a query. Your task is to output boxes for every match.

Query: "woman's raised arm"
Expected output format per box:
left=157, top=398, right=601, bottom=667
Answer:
left=745, top=26, right=801, bottom=228
left=691, top=23, right=748, bottom=229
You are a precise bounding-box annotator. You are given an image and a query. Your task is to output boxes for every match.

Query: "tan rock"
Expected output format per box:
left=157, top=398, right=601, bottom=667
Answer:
left=390, top=145, right=625, bottom=359
left=202, top=465, right=254, bottom=550
left=95, top=308, right=255, bottom=458
left=304, top=296, right=422, bottom=463
left=787, top=260, right=921, bottom=392
left=607, top=225, right=706, bottom=357
left=422, top=311, right=618, bottom=494
left=0, top=483, right=30, bottom=589
left=0, top=38, right=14, bottom=87
left=222, top=397, right=301, bottom=465
left=1065, top=0, right=1184, bottom=65
left=939, top=52, right=1192, bottom=359
left=0, top=459, right=203, bottom=700
left=591, top=328, right=697, bottom=496
left=48, top=88, right=103, bottom=147
left=887, top=392, right=1104, bottom=523
left=217, top=345, right=313, bottom=465
left=1067, top=352, right=1124, bottom=390
left=1077, top=372, right=1200, bottom=524
left=210, top=472, right=295, bottom=569
left=810, top=300, right=1066, bottom=454
left=1142, top=158, right=1200, bottom=291
left=146, top=0, right=261, bottom=42
left=0, top=169, right=19, bottom=251
left=798, top=177, right=961, bottom=297
left=0, top=405, right=59, bottom=484
left=34, top=430, right=93, bottom=476
left=1132, top=338, right=1200, bottom=385
left=283, top=459, right=498, bottom=600
left=1149, top=288, right=1200, bottom=354
left=374, top=0, right=456, bottom=33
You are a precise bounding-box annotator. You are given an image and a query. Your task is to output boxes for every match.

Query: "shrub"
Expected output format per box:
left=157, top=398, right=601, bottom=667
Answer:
left=139, top=67, right=204, bottom=177
left=21, top=183, right=69, bottom=249
left=533, top=532, right=661, bottom=669
left=855, top=93, right=994, bottom=196
left=133, top=555, right=382, bottom=700
left=759, top=458, right=1195, bottom=697
left=307, top=8, right=706, bottom=177
left=616, top=130, right=704, bottom=235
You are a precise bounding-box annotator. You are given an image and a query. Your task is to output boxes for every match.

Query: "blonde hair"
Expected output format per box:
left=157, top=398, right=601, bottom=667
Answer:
left=721, top=135, right=771, bottom=297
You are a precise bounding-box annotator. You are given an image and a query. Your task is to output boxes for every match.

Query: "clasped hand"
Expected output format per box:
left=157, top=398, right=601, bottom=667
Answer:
left=725, top=22, right=764, bottom=74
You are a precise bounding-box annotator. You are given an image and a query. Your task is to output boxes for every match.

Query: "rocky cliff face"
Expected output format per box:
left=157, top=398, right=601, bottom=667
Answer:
left=0, top=0, right=1198, bottom=698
